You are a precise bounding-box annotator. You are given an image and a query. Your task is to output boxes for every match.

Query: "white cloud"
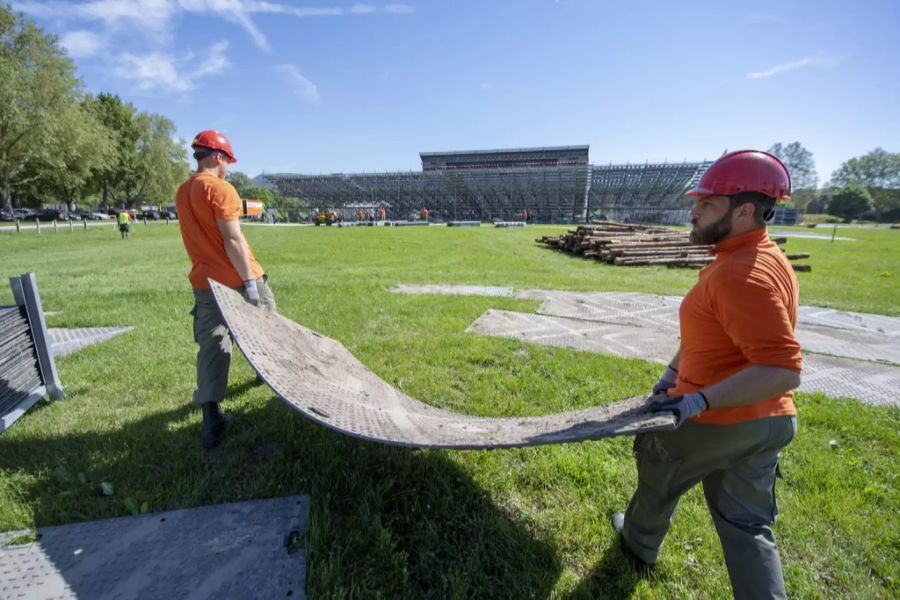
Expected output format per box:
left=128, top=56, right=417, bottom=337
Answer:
left=746, top=56, right=830, bottom=79
left=115, top=40, right=230, bottom=92
left=59, top=30, right=105, bottom=58
left=17, top=0, right=414, bottom=53
left=383, top=4, right=414, bottom=14
left=275, top=64, right=321, bottom=105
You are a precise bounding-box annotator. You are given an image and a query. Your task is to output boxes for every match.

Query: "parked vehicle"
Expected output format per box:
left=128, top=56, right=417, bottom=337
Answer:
left=139, top=210, right=162, bottom=220
left=36, top=209, right=69, bottom=221
left=12, top=208, right=36, bottom=220
left=0, top=210, right=13, bottom=221
left=161, top=209, right=177, bottom=220
left=77, top=211, right=108, bottom=220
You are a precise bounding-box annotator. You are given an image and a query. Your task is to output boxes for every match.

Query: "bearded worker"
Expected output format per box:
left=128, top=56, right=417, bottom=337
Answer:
left=176, top=130, right=277, bottom=449
left=611, top=150, right=802, bottom=600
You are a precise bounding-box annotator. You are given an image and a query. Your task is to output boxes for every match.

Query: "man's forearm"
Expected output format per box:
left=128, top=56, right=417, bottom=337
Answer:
left=223, top=236, right=255, bottom=282
left=702, top=365, right=801, bottom=409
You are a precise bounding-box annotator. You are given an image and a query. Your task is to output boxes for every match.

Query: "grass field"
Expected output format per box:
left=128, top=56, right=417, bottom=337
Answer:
left=1, top=222, right=898, bottom=598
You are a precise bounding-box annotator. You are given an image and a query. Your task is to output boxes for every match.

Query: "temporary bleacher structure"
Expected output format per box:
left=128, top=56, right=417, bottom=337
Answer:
left=0, top=273, right=64, bottom=432
left=264, top=146, right=711, bottom=225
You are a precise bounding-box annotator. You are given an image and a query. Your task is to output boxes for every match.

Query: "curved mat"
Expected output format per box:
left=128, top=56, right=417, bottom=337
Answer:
left=210, top=281, right=676, bottom=449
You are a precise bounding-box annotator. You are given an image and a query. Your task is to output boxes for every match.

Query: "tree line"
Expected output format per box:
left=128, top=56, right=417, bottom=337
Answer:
left=0, top=6, right=188, bottom=213
left=768, top=142, right=900, bottom=222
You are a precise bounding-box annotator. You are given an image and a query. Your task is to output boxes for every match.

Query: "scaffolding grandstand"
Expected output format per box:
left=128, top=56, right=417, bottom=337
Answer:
left=263, top=146, right=711, bottom=224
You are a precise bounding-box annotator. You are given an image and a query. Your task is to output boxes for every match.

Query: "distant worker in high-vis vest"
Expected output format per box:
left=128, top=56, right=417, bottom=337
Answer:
left=611, top=150, right=802, bottom=599
left=175, top=130, right=277, bottom=449
left=117, top=209, right=130, bottom=239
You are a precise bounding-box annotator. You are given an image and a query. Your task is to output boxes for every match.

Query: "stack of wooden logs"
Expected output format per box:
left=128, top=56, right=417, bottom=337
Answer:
left=536, top=221, right=811, bottom=271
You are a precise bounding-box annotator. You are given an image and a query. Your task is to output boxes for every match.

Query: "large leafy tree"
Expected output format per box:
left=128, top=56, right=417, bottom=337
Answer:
left=34, top=101, right=115, bottom=209
left=768, top=142, right=818, bottom=210
left=0, top=4, right=81, bottom=210
left=226, top=171, right=254, bottom=197
left=830, top=148, right=900, bottom=189
left=828, top=184, right=874, bottom=222
left=85, top=94, right=188, bottom=207
left=132, top=112, right=189, bottom=206
left=830, top=148, right=900, bottom=218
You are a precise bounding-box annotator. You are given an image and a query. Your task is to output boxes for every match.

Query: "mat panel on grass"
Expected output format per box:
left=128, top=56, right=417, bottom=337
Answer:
left=210, top=281, right=676, bottom=449
left=0, top=496, right=309, bottom=600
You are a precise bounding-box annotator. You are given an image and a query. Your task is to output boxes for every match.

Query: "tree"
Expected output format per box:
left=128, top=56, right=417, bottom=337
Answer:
left=828, top=185, right=874, bottom=222
left=83, top=93, right=141, bottom=208
left=830, top=148, right=900, bottom=189
left=34, top=101, right=114, bottom=209
left=226, top=171, right=254, bottom=197
left=0, top=5, right=82, bottom=210
left=85, top=94, right=188, bottom=207
left=768, top=142, right=818, bottom=211
left=131, top=112, right=189, bottom=206
left=830, top=148, right=900, bottom=218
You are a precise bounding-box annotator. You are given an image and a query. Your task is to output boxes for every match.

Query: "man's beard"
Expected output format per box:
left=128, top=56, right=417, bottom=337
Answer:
left=690, top=208, right=734, bottom=245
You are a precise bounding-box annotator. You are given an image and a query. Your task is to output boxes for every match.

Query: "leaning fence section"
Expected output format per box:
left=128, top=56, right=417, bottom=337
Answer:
left=0, top=273, right=64, bottom=432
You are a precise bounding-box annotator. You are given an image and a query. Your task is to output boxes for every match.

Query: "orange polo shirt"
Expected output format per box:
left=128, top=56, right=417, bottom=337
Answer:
left=175, top=172, right=264, bottom=289
left=673, top=227, right=802, bottom=425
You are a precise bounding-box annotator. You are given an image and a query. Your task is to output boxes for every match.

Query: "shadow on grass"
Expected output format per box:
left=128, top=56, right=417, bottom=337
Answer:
left=564, top=538, right=649, bottom=599
left=0, top=382, right=563, bottom=598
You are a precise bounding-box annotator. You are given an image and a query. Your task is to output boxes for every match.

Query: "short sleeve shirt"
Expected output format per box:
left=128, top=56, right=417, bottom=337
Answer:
left=175, top=172, right=264, bottom=289
left=673, top=227, right=802, bottom=424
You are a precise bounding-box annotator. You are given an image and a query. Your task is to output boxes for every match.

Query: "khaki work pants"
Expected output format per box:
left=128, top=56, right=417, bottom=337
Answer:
left=191, top=278, right=277, bottom=406
left=623, top=415, right=797, bottom=600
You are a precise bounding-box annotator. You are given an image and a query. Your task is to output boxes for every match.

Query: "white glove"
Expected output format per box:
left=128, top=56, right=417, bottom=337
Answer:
left=648, top=392, right=709, bottom=428
left=243, top=279, right=260, bottom=306
left=652, top=366, right=679, bottom=395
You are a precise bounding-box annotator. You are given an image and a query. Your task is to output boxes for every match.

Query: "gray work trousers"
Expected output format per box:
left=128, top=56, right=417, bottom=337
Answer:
left=191, top=278, right=277, bottom=406
left=623, top=415, right=797, bottom=600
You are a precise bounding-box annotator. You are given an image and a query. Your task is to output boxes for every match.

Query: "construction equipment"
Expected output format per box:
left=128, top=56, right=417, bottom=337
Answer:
left=314, top=210, right=340, bottom=226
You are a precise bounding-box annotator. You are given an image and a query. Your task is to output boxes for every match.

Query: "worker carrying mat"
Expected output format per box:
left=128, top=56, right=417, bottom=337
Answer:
left=210, top=281, right=676, bottom=449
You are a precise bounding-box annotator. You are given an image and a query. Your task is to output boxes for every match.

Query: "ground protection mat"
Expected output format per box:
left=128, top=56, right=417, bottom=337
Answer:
left=210, top=281, right=676, bottom=449
left=0, top=495, right=309, bottom=600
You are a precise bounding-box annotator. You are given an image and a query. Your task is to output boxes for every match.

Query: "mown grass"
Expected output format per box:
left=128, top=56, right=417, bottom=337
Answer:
left=1, top=222, right=898, bottom=598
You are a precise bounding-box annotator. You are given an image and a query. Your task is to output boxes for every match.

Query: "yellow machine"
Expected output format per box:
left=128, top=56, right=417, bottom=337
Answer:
left=314, top=210, right=340, bottom=226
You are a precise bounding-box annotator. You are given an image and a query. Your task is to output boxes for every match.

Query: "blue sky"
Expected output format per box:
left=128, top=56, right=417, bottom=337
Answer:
left=15, top=0, right=900, bottom=183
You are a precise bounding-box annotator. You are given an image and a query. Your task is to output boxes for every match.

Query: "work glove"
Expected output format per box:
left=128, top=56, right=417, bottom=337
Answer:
left=647, top=392, right=709, bottom=428
left=243, top=279, right=260, bottom=307
left=652, top=366, right=679, bottom=395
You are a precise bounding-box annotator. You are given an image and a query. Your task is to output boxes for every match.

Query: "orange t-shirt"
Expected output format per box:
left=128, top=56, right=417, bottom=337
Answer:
left=673, top=227, right=802, bottom=425
left=175, top=172, right=264, bottom=289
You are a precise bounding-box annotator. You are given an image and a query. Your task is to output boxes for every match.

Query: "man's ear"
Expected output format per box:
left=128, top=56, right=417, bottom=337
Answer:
left=737, top=201, right=756, bottom=220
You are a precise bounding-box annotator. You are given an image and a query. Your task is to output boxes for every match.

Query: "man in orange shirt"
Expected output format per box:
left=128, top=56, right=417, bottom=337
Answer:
left=176, top=130, right=277, bottom=449
left=612, top=150, right=802, bottom=599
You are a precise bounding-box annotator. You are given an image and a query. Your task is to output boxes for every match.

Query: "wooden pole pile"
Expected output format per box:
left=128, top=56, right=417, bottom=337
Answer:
left=536, top=222, right=811, bottom=271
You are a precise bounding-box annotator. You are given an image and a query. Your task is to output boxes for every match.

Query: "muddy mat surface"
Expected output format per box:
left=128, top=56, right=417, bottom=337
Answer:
left=211, top=282, right=675, bottom=449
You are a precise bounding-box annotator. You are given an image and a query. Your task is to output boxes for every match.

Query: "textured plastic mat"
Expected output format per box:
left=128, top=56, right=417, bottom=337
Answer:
left=47, top=326, right=134, bottom=358
left=210, top=281, right=676, bottom=449
left=0, top=496, right=309, bottom=600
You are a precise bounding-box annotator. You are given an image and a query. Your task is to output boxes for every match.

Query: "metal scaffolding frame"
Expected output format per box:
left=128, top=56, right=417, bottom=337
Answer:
left=264, top=147, right=710, bottom=225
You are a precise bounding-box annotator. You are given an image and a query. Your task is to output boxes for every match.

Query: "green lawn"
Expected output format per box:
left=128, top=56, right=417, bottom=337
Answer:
left=1, top=222, right=898, bottom=598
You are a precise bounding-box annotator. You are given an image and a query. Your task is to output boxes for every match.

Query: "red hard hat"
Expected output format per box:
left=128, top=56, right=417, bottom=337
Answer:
left=191, top=130, right=237, bottom=163
left=687, top=149, right=790, bottom=200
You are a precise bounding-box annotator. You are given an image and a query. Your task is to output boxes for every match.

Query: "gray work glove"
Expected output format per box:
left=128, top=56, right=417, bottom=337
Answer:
left=652, top=365, right=679, bottom=395
left=648, top=391, right=709, bottom=428
left=243, top=279, right=260, bottom=306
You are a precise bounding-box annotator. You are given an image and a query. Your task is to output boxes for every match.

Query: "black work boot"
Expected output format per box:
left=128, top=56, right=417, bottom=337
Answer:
left=201, top=402, right=233, bottom=449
